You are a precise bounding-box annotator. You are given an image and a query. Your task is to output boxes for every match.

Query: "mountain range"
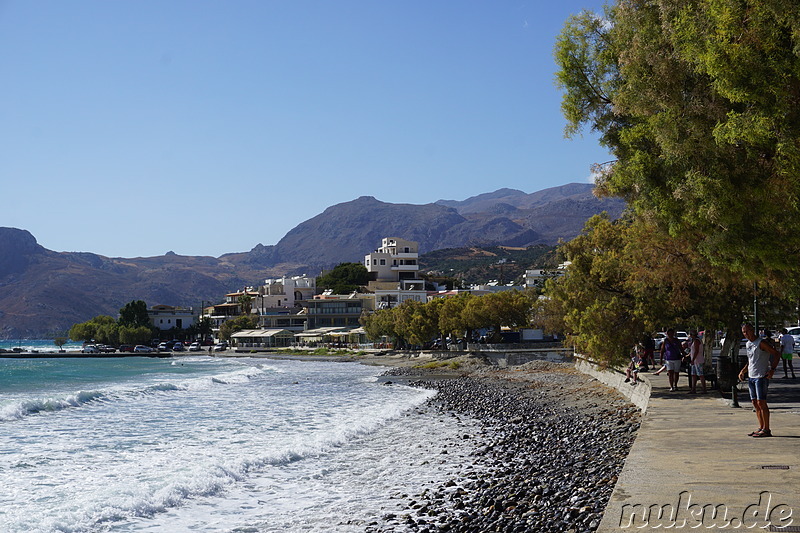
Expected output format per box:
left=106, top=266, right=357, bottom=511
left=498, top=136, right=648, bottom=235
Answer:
left=0, top=183, right=623, bottom=337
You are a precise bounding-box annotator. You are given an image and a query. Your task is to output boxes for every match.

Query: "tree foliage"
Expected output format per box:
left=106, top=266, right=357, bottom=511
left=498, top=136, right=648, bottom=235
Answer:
left=238, top=294, right=253, bottom=315
left=69, top=315, right=118, bottom=343
left=316, top=263, right=371, bottom=294
left=361, top=291, right=536, bottom=348
left=542, top=214, right=794, bottom=364
left=555, top=0, right=800, bottom=278
left=118, top=300, right=151, bottom=328
left=118, top=325, right=153, bottom=346
left=219, top=315, right=258, bottom=341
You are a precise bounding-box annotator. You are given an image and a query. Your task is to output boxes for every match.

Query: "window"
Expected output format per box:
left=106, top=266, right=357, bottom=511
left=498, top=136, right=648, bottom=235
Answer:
left=380, top=259, right=386, bottom=265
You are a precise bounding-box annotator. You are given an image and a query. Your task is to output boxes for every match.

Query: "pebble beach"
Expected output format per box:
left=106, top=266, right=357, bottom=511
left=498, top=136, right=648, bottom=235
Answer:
left=372, top=360, right=641, bottom=533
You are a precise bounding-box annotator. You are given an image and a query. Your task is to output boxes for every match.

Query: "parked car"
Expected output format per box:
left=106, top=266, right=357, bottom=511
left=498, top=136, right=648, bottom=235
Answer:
left=675, top=331, right=689, bottom=343
left=97, top=345, right=116, bottom=353
left=653, top=332, right=667, bottom=350
left=172, top=342, right=185, bottom=351
left=721, top=336, right=747, bottom=349
left=158, top=342, right=171, bottom=352
left=81, top=345, right=100, bottom=354
left=119, top=344, right=134, bottom=353
left=188, top=342, right=202, bottom=351
left=134, top=345, right=154, bottom=353
left=213, top=342, right=228, bottom=352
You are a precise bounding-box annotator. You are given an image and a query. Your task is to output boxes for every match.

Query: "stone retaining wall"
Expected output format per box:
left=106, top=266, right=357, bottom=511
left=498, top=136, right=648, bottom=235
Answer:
left=573, top=356, right=651, bottom=413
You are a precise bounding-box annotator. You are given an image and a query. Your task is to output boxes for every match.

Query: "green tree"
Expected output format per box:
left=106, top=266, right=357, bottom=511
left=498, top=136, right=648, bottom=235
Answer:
left=219, top=315, right=258, bottom=342
left=53, top=336, right=68, bottom=352
left=238, top=294, right=253, bottom=315
left=69, top=315, right=118, bottom=343
left=197, top=316, right=212, bottom=339
left=95, top=321, right=120, bottom=346
left=392, top=299, right=441, bottom=347
left=555, top=0, right=800, bottom=278
left=543, top=214, right=793, bottom=365
left=118, top=300, right=151, bottom=328
left=119, top=325, right=153, bottom=346
left=438, top=294, right=474, bottom=340
left=361, top=308, right=400, bottom=346
left=317, top=263, right=370, bottom=294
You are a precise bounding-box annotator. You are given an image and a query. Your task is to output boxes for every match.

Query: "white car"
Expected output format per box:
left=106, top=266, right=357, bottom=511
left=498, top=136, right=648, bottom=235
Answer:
left=134, top=345, right=154, bottom=353
left=188, top=342, right=202, bottom=351
left=81, top=345, right=100, bottom=354
left=653, top=332, right=666, bottom=350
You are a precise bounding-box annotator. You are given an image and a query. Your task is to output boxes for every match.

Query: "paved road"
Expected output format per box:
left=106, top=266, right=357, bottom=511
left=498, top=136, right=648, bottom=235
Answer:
left=598, top=370, right=800, bottom=532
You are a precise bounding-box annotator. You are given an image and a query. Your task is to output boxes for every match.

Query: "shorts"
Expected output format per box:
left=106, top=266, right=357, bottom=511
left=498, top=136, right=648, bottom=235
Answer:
left=690, top=364, right=704, bottom=376
left=782, top=352, right=793, bottom=360
left=665, top=360, right=682, bottom=373
left=748, top=377, right=769, bottom=401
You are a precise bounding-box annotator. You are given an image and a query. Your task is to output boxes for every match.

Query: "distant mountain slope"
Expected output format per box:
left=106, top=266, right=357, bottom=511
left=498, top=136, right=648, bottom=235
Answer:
left=0, top=229, right=290, bottom=338
left=436, top=183, right=600, bottom=214
left=0, top=182, right=624, bottom=337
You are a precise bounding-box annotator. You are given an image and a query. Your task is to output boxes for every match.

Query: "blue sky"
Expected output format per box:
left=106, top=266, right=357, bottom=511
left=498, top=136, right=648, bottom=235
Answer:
left=1, top=1, right=609, bottom=258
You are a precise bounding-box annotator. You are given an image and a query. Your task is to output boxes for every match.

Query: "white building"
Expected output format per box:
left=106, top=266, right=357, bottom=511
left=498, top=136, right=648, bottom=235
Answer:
left=148, top=305, right=197, bottom=331
left=364, top=237, right=426, bottom=309
left=255, top=275, right=316, bottom=310
left=525, top=262, right=570, bottom=288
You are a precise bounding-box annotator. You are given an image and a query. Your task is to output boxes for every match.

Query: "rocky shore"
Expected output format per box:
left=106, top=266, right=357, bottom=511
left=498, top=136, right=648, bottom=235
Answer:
left=373, top=361, right=640, bottom=533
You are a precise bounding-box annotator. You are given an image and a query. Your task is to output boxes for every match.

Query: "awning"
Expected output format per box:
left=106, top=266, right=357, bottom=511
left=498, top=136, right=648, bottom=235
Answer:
left=231, top=329, right=292, bottom=338
left=294, top=327, right=348, bottom=338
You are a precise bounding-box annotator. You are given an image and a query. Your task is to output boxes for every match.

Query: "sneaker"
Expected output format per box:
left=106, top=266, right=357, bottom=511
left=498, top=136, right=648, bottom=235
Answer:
left=624, top=377, right=630, bottom=383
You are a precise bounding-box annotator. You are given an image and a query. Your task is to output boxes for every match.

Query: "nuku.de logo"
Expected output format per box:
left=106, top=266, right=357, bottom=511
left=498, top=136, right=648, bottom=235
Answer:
left=619, top=491, right=793, bottom=529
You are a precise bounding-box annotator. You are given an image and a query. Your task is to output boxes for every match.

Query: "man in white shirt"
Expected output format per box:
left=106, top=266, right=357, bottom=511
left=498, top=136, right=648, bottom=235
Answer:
left=779, top=328, right=796, bottom=379
left=739, top=323, right=781, bottom=438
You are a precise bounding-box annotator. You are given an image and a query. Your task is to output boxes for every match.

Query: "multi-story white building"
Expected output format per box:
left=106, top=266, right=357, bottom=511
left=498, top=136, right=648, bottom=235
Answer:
left=364, top=237, right=426, bottom=309
left=252, top=275, right=316, bottom=331
left=255, top=275, right=316, bottom=309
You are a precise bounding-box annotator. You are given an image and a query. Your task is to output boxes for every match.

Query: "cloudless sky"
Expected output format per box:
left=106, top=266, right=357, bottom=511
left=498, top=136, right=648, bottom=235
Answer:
left=1, top=1, right=609, bottom=258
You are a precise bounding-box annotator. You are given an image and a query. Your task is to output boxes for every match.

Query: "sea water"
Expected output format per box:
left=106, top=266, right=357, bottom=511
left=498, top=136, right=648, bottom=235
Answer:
left=0, top=356, right=479, bottom=533
left=0, top=339, right=84, bottom=353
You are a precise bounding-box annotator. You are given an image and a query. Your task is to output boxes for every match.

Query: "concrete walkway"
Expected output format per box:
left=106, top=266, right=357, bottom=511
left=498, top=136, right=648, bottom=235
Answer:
left=598, top=371, right=800, bottom=532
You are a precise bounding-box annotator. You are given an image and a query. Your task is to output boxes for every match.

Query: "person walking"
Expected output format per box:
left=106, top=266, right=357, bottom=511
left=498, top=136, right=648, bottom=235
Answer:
left=739, top=323, right=782, bottom=438
left=779, top=328, right=796, bottom=379
left=686, top=330, right=707, bottom=394
left=659, top=328, right=685, bottom=391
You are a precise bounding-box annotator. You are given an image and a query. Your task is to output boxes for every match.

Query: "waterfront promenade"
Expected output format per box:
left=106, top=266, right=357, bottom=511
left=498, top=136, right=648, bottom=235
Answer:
left=598, top=371, right=800, bottom=532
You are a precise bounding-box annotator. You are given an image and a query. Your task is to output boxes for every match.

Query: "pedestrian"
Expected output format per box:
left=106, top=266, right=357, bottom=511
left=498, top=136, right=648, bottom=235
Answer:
left=625, top=345, right=645, bottom=384
left=739, top=323, right=782, bottom=438
left=779, top=328, right=796, bottom=379
left=659, top=328, right=685, bottom=391
left=685, top=330, right=707, bottom=394
left=642, top=334, right=656, bottom=369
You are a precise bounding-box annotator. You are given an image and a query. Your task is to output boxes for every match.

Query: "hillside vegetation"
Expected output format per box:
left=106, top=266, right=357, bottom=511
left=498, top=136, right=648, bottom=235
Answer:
left=419, top=244, right=557, bottom=286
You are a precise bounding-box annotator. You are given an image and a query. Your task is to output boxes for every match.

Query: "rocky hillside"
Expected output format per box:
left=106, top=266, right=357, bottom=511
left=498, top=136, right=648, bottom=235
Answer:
left=0, top=183, right=623, bottom=337
left=266, top=183, right=623, bottom=268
